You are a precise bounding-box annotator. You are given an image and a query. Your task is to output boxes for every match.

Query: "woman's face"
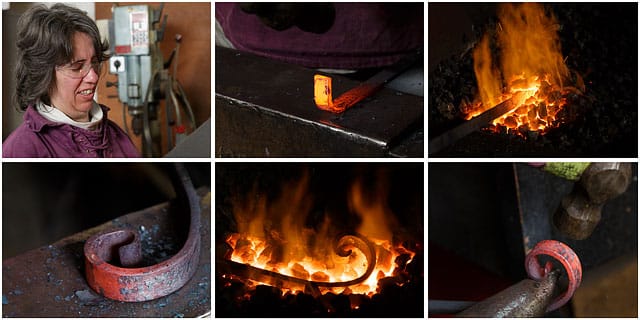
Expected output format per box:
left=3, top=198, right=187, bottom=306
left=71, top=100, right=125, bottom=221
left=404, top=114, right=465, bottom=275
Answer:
left=50, top=32, right=99, bottom=122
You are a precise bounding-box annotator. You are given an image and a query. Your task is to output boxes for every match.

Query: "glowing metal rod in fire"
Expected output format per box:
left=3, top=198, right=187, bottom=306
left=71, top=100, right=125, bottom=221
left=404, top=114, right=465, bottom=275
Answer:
left=221, top=234, right=377, bottom=290
left=429, top=98, right=515, bottom=154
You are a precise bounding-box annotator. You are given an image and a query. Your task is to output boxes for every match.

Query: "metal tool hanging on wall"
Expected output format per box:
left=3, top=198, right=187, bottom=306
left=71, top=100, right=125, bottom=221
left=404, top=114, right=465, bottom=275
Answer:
left=106, top=4, right=196, bottom=157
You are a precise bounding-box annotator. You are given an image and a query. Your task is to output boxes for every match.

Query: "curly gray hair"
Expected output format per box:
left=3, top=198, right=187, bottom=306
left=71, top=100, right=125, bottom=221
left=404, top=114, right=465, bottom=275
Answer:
left=14, top=3, right=109, bottom=110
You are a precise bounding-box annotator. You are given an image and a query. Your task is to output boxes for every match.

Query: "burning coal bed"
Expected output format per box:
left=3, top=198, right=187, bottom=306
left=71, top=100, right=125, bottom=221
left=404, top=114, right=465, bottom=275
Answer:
left=216, top=164, right=423, bottom=317
left=429, top=3, right=637, bottom=157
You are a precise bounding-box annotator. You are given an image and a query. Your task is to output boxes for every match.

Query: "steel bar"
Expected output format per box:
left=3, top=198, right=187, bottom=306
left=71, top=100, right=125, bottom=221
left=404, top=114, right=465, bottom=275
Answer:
left=2, top=187, right=211, bottom=317
left=457, top=270, right=560, bottom=317
left=429, top=98, right=513, bottom=154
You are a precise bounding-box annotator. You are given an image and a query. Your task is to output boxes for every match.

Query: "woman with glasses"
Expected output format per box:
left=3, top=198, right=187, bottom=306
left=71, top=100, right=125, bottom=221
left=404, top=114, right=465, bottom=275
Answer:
left=3, top=4, right=139, bottom=157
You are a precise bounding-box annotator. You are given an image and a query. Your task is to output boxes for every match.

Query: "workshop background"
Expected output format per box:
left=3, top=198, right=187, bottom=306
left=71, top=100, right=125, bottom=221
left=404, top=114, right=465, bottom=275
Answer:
left=428, top=163, right=638, bottom=317
left=2, top=2, right=211, bottom=156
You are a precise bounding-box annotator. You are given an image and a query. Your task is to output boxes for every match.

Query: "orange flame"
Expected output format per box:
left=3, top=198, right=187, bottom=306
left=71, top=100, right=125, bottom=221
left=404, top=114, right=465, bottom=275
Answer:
left=224, top=171, right=415, bottom=298
left=465, top=3, right=574, bottom=134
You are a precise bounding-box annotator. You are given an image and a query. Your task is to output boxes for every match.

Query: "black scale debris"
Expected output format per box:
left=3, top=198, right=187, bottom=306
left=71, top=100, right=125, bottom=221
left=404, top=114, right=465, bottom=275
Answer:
left=138, top=224, right=179, bottom=266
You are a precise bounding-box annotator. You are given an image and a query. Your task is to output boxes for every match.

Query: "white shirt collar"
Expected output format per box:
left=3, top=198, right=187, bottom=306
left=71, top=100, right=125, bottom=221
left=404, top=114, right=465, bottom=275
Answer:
left=36, top=101, right=103, bottom=130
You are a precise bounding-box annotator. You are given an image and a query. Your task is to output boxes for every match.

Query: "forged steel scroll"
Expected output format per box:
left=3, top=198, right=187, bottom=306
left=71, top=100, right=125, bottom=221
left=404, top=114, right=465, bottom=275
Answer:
left=84, top=164, right=201, bottom=302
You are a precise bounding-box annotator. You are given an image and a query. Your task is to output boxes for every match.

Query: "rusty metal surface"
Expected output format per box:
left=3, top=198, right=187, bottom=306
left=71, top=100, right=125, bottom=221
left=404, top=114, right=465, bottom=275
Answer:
left=2, top=188, right=211, bottom=317
left=215, top=46, right=424, bottom=157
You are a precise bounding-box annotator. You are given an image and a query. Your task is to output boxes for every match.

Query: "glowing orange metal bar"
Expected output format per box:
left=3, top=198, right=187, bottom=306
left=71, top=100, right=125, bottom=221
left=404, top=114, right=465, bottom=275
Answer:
left=313, top=50, right=421, bottom=114
left=314, top=74, right=384, bottom=114
left=314, top=75, right=335, bottom=111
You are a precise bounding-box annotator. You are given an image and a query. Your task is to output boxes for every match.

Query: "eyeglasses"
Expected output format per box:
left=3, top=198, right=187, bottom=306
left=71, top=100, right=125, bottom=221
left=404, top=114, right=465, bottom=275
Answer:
left=55, top=60, right=102, bottom=79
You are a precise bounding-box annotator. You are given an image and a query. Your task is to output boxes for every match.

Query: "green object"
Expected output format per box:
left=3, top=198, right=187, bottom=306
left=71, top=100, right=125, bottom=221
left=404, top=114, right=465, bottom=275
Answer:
left=543, top=162, right=591, bottom=181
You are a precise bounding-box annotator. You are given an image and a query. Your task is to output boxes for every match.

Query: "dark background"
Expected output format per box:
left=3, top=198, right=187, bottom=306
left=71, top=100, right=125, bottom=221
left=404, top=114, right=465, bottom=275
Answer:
left=2, top=163, right=210, bottom=259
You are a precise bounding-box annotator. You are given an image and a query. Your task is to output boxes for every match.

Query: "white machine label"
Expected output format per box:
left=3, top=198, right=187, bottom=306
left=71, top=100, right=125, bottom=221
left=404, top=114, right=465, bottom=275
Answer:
left=130, top=12, right=149, bottom=49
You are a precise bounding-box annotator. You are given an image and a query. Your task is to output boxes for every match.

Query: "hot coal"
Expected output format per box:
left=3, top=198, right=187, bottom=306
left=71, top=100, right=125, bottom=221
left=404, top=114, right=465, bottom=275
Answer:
left=216, top=273, right=424, bottom=317
left=216, top=239, right=423, bottom=317
left=429, top=4, right=637, bottom=157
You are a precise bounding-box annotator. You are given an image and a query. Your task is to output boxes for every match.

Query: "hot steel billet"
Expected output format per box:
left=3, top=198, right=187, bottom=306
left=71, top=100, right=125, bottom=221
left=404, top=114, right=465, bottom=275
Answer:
left=315, top=50, right=421, bottom=113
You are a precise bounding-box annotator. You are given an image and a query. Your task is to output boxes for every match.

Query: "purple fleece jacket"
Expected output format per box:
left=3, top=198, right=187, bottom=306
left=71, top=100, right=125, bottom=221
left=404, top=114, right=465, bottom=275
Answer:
left=216, top=3, right=423, bottom=69
left=3, top=105, right=140, bottom=158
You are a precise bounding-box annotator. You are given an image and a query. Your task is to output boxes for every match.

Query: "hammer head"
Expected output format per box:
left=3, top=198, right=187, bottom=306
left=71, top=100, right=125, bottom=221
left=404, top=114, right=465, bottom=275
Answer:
left=580, top=163, right=632, bottom=204
left=554, top=162, right=633, bottom=240
left=553, top=188, right=603, bottom=240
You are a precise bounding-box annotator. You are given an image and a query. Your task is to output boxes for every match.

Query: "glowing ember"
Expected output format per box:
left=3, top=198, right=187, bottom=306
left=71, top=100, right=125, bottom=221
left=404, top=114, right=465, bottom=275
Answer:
left=223, top=172, right=416, bottom=298
left=464, top=3, right=579, bottom=135
left=225, top=234, right=413, bottom=296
